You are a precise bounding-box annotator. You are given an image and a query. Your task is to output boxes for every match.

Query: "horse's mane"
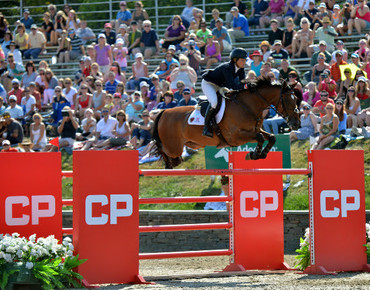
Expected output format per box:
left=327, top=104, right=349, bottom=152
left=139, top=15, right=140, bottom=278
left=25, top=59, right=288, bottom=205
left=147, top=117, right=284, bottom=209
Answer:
left=245, top=77, right=283, bottom=93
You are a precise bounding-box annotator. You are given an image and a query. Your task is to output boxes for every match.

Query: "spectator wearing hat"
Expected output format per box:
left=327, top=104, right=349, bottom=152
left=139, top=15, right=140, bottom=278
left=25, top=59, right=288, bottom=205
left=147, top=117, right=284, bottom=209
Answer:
left=313, top=90, right=335, bottom=117
left=76, top=20, right=96, bottom=45
left=115, top=1, right=132, bottom=32
left=162, top=15, right=186, bottom=52
left=331, top=4, right=342, bottom=28
left=6, top=42, right=22, bottom=64
left=8, top=79, right=24, bottom=104
left=290, top=103, right=318, bottom=141
left=21, top=86, right=36, bottom=119
left=126, top=53, right=148, bottom=93
left=140, top=20, right=160, bottom=58
left=24, top=24, right=46, bottom=59
left=314, top=2, right=330, bottom=27
left=259, top=40, right=272, bottom=62
left=69, top=29, right=85, bottom=60
left=347, top=0, right=370, bottom=35
left=330, top=51, right=347, bottom=84
left=116, top=24, right=129, bottom=46
left=126, top=91, right=144, bottom=122
left=268, top=19, right=284, bottom=48
left=1, top=111, right=24, bottom=145
left=6, top=53, right=25, bottom=81
left=98, top=23, right=116, bottom=46
left=310, top=16, right=337, bottom=56
left=139, top=81, right=151, bottom=107
left=249, top=50, right=264, bottom=77
left=127, top=21, right=142, bottom=54
left=179, top=88, right=197, bottom=106
left=288, top=70, right=303, bottom=92
left=212, top=18, right=232, bottom=53
left=113, top=39, right=128, bottom=72
left=279, top=58, right=300, bottom=82
left=5, top=95, right=24, bottom=120
left=228, top=7, right=249, bottom=45
left=350, top=53, right=362, bottom=68
left=156, top=90, right=177, bottom=110
left=1, top=139, right=18, bottom=152
left=173, top=80, right=186, bottom=103
left=331, top=40, right=348, bottom=64
left=95, top=34, right=112, bottom=74
left=131, top=109, right=153, bottom=149
left=20, top=9, right=34, bottom=32
left=270, top=40, right=289, bottom=67
left=57, top=106, right=79, bottom=149
left=291, top=17, right=313, bottom=58
left=310, top=41, right=331, bottom=67
left=248, top=0, right=269, bottom=28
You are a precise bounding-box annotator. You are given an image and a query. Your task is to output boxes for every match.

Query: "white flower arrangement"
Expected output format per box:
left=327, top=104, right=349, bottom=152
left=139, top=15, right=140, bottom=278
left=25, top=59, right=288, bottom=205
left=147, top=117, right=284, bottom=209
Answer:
left=0, top=233, right=86, bottom=289
left=295, top=223, right=370, bottom=270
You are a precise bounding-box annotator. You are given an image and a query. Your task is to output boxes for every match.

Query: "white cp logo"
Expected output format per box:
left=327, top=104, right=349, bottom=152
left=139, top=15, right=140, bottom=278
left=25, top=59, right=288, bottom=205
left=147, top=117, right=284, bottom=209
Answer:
left=85, top=194, right=133, bottom=225
left=240, top=191, right=279, bottom=218
left=5, top=195, right=55, bottom=226
left=320, top=190, right=360, bottom=218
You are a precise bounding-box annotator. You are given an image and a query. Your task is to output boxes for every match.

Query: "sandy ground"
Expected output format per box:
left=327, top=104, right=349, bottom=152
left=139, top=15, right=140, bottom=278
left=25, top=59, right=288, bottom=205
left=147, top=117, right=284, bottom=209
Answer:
left=90, top=255, right=370, bottom=289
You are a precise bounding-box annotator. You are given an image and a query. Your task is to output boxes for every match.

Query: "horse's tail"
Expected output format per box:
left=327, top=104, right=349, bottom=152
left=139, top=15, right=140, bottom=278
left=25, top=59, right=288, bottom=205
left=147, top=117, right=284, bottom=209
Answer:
left=152, top=109, right=166, bottom=157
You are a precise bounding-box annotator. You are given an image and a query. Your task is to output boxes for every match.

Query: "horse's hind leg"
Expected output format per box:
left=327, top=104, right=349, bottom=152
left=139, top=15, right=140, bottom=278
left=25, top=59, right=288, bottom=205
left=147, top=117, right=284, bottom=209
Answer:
left=246, top=132, right=265, bottom=160
left=259, top=130, right=276, bottom=159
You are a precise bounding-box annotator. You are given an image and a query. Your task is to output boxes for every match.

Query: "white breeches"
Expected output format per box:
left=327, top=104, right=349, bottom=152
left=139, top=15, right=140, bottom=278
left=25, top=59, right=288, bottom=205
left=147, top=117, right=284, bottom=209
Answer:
left=201, top=79, right=220, bottom=109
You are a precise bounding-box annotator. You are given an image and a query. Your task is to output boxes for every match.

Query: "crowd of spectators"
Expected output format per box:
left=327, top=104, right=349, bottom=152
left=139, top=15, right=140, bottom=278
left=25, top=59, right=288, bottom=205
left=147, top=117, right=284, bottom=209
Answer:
left=0, top=0, right=369, bottom=153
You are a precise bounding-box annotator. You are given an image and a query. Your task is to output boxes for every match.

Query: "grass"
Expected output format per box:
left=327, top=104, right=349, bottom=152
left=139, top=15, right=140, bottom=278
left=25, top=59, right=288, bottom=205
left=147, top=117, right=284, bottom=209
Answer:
left=61, top=138, right=370, bottom=210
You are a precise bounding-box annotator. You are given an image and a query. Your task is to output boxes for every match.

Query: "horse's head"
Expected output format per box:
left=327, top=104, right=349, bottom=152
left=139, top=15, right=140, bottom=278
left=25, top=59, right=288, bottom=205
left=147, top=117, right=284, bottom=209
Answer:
left=277, top=80, right=300, bottom=130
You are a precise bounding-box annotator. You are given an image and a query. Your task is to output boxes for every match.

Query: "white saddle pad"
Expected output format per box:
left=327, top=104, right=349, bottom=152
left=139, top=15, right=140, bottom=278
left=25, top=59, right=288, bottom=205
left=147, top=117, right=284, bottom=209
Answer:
left=187, top=98, right=226, bottom=126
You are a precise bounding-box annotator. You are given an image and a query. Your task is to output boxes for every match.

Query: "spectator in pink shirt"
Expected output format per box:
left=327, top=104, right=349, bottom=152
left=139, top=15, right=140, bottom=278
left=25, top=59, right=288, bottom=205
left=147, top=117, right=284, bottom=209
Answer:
left=94, top=34, right=112, bottom=74
left=259, top=0, right=285, bottom=28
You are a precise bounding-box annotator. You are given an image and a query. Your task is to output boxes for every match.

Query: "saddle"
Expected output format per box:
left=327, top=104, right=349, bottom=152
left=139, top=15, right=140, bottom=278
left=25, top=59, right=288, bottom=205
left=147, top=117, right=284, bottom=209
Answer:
left=198, top=92, right=223, bottom=117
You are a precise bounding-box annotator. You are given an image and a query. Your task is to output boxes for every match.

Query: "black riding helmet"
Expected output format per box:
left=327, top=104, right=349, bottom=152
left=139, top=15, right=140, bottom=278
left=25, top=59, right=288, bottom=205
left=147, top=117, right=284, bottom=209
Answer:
left=230, top=48, right=248, bottom=62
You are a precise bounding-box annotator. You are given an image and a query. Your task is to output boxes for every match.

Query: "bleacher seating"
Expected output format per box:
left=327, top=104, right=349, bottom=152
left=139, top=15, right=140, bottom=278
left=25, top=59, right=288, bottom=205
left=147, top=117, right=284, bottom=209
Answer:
left=3, top=0, right=367, bottom=96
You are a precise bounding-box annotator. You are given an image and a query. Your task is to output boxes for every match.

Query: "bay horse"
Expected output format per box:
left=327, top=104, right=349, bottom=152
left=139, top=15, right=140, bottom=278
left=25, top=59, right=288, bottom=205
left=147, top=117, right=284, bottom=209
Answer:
left=152, top=79, right=301, bottom=168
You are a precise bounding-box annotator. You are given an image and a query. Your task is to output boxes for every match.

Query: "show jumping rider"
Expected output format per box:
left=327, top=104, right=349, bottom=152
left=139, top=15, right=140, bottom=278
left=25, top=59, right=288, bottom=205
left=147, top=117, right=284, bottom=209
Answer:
left=201, top=48, right=248, bottom=137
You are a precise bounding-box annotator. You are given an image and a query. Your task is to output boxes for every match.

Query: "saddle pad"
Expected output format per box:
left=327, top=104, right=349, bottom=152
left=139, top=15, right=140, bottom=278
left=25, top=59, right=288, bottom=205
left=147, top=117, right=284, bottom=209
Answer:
left=188, top=98, right=226, bottom=126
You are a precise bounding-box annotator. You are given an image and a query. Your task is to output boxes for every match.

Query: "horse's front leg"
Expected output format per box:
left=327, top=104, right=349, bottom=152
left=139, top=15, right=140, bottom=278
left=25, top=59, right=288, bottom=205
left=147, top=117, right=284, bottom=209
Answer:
left=259, top=130, right=276, bottom=159
left=246, top=132, right=265, bottom=160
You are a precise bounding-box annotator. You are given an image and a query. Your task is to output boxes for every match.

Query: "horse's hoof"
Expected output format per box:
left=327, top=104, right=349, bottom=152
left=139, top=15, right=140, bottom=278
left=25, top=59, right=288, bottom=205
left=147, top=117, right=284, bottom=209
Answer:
left=245, top=152, right=251, bottom=160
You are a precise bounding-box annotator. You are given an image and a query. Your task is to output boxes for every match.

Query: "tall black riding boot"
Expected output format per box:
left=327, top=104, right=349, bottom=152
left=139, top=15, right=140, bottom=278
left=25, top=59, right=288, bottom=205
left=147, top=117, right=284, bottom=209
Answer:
left=202, top=105, right=216, bottom=138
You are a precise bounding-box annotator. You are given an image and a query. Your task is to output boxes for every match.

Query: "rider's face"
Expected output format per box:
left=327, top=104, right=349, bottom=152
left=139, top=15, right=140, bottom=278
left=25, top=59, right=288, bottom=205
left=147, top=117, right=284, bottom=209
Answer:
left=236, top=58, right=246, bottom=69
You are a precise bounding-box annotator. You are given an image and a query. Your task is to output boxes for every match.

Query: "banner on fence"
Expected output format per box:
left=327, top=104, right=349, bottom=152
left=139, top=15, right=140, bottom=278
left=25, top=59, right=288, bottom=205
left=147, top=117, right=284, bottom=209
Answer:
left=205, top=134, right=291, bottom=169
left=73, top=150, right=140, bottom=284
left=0, top=153, right=62, bottom=240
left=229, top=151, right=287, bottom=270
left=306, top=150, right=367, bottom=273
